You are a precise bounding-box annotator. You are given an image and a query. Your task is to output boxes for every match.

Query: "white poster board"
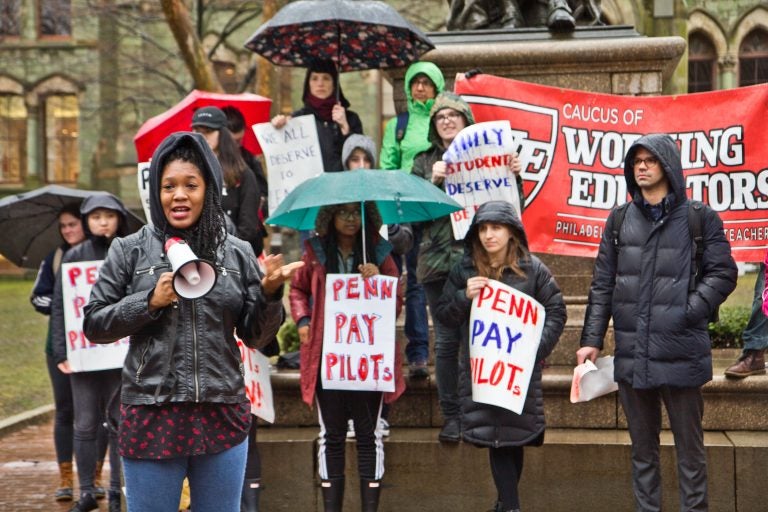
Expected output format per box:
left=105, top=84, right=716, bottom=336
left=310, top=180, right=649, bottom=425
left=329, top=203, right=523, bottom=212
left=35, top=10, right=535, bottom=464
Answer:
left=237, top=338, right=275, bottom=423
left=443, top=121, right=522, bottom=240
left=321, top=274, right=398, bottom=392
left=469, top=279, right=545, bottom=414
left=61, top=260, right=129, bottom=372
left=137, top=161, right=152, bottom=226
left=252, top=115, right=324, bottom=214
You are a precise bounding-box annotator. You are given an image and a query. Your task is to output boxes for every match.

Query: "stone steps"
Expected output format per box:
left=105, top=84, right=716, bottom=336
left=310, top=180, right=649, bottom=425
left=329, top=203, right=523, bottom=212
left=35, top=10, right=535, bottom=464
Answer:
left=255, top=426, right=766, bottom=511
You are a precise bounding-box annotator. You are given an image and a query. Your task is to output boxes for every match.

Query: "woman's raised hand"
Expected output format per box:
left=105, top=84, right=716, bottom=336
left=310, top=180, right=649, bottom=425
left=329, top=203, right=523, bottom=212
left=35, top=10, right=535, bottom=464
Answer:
left=358, top=263, right=379, bottom=278
left=331, top=104, right=350, bottom=135
left=465, top=276, right=489, bottom=300
left=262, top=254, right=305, bottom=295
left=432, top=160, right=447, bottom=184
left=271, top=114, right=290, bottom=129
left=509, top=151, right=522, bottom=175
left=149, top=272, right=178, bottom=311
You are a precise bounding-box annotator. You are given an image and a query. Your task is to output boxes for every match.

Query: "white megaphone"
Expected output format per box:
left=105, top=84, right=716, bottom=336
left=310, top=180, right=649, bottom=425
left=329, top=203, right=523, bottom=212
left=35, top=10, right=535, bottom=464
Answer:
left=165, top=237, right=217, bottom=299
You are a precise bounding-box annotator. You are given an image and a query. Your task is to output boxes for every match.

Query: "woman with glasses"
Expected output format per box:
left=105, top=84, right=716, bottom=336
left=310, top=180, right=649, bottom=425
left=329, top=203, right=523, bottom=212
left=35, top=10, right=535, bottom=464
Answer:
left=289, top=201, right=404, bottom=511
left=411, top=92, right=522, bottom=444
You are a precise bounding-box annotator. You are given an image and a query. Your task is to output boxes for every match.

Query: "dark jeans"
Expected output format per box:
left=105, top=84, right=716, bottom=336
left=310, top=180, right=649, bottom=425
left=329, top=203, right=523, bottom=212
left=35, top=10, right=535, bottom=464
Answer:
left=423, top=280, right=462, bottom=419
left=47, top=353, right=74, bottom=463
left=618, top=383, right=707, bottom=512
left=742, top=263, right=768, bottom=352
left=489, top=446, right=524, bottom=510
left=315, top=387, right=385, bottom=480
left=244, top=417, right=261, bottom=480
left=404, top=242, right=430, bottom=364
left=71, top=368, right=122, bottom=493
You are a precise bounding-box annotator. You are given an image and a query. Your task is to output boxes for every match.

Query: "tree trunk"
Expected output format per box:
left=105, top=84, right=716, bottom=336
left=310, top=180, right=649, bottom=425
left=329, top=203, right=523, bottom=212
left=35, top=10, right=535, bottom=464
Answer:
left=160, top=0, right=223, bottom=92
left=256, top=0, right=277, bottom=100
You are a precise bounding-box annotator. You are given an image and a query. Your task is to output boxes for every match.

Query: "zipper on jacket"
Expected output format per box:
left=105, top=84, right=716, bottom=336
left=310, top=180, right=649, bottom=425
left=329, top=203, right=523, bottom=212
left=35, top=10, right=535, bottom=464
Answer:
left=192, top=300, right=200, bottom=402
left=135, top=264, right=170, bottom=276
left=218, top=266, right=241, bottom=277
left=135, top=343, right=152, bottom=384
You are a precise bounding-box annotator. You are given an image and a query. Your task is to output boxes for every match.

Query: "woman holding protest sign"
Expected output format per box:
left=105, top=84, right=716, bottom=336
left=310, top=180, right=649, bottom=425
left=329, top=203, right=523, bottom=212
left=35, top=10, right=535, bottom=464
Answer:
left=82, top=132, right=300, bottom=512
left=270, top=60, right=363, bottom=173
left=434, top=200, right=566, bottom=512
left=51, top=194, right=133, bottom=512
left=289, top=201, right=404, bottom=512
left=412, top=92, right=522, bottom=444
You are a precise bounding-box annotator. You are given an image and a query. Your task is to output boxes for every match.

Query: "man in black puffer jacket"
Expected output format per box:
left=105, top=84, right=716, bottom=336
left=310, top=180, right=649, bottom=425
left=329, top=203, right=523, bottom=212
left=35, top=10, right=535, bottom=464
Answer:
left=577, top=133, right=737, bottom=512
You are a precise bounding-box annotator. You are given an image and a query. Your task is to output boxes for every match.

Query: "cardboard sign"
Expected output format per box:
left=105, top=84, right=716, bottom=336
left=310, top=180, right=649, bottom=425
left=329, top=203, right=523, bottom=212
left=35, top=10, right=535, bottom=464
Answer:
left=443, top=121, right=522, bottom=239
left=237, top=339, right=275, bottom=423
left=469, top=279, right=545, bottom=414
left=321, top=274, right=398, bottom=392
left=455, top=74, right=768, bottom=262
left=252, top=115, right=323, bottom=215
left=137, top=161, right=152, bottom=226
left=61, top=260, right=129, bottom=372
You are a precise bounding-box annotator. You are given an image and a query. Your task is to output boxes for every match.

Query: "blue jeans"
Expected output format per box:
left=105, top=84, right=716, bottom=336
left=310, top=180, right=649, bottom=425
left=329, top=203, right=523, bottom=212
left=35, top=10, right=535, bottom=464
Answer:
left=122, top=440, right=247, bottom=512
left=742, top=264, right=768, bottom=352
left=404, top=240, right=430, bottom=364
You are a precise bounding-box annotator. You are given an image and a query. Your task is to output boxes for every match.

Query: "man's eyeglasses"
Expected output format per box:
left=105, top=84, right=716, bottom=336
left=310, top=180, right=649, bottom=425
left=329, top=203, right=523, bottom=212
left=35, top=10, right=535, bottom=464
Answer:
left=336, top=209, right=362, bottom=220
left=632, top=156, right=659, bottom=168
left=411, top=77, right=435, bottom=89
left=435, top=111, right=462, bottom=124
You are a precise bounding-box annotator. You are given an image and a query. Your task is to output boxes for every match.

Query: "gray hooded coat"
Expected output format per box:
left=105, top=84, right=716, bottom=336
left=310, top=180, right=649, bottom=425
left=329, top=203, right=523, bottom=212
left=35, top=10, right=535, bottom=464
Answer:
left=83, top=132, right=283, bottom=405
left=580, top=134, right=737, bottom=389
left=435, top=201, right=566, bottom=447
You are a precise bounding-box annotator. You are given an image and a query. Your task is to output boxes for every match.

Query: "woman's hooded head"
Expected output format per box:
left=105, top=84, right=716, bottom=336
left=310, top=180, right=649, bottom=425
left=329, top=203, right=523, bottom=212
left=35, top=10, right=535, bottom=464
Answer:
left=302, top=60, right=350, bottom=108
left=79, top=193, right=131, bottom=239
left=147, top=132, right=226, bottom=259
left=427, top=92, right=475, bottom=146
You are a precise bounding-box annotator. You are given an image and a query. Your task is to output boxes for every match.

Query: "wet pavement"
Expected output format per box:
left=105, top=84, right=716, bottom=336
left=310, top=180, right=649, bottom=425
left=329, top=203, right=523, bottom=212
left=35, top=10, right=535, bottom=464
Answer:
left=0, top=418, right=114, bottom=512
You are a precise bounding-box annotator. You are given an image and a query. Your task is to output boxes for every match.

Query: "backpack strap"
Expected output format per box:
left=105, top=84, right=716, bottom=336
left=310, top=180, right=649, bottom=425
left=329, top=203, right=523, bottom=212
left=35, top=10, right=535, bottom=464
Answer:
left=610, top=202, right=631, bottom=253
left=395, top=111, right=409, bottom=143
left=688, top=200, right=706, bottom=293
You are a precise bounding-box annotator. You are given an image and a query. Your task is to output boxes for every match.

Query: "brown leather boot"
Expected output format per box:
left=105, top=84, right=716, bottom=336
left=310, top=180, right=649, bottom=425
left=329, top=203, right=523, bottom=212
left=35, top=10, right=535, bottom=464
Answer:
left=725, top=349, right=766, bottom=378
left=55, top=461, right=74, bottom=501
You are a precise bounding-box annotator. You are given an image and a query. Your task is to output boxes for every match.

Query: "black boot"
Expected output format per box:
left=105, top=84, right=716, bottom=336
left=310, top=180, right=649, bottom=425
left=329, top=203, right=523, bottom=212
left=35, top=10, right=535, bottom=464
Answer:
left=241, top=478, right=261, bottom=512
left=320, top=477, right=344, bottom=512
left=108, top=490, right=122, bottom=512
left=360, top=479, right=381, bottom=512
left=69, top=493, right=98, bottom=512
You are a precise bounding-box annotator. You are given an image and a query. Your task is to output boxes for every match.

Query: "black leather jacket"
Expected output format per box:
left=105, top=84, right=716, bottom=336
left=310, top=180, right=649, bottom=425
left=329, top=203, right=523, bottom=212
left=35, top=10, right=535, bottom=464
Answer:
left=83, top=225, right=283, bottom=405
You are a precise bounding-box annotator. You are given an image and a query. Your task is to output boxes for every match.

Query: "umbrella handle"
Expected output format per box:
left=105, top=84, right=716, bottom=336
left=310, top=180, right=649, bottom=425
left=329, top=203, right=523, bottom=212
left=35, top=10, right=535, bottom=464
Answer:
left=360, top=200, right=367, bottom=266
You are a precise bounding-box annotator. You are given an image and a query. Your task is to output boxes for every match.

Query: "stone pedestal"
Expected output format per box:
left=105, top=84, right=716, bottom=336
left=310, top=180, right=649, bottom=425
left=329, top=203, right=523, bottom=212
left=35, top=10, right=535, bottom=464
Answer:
left=384, top=27, right=686, bottom=297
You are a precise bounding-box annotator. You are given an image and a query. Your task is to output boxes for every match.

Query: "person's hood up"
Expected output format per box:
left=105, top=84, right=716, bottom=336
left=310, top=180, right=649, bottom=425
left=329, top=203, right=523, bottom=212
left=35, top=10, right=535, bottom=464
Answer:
left=464, top=200, right=529, bottom=253
left=623, top=134, right=685, bottom=206
left=147, top=132, right=223, bottom=231
left=427, top=91, right=475, bottom=147
left=302, top=60, right=350, bottom=108
left=404, top=61, right=445, bottom=115
left=80, top=193, right=131, bottom=238
left=342, top=134, right=378, bottom=169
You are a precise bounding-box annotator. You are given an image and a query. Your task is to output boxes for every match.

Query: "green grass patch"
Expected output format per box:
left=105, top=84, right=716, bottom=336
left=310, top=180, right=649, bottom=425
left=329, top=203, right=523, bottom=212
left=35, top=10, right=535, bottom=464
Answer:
left=0, top=279, right=51, bottom=419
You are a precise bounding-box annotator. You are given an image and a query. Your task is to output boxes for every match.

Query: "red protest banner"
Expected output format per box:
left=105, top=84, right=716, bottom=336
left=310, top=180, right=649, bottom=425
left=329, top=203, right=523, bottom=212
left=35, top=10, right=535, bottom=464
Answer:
left=455, top=74, right=768, bottom=263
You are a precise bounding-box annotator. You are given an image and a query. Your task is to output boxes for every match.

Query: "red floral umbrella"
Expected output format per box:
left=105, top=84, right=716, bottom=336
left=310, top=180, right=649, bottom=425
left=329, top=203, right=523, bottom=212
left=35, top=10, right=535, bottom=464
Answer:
left=244, top=0, right=434, bottom=72
left=133, top=90, right=272, bottom=162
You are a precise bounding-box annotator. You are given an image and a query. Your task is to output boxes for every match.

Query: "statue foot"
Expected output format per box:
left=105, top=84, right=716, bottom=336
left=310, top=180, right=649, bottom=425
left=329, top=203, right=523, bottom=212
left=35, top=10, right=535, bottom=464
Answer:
left=548, top=7, right=575, bottom=31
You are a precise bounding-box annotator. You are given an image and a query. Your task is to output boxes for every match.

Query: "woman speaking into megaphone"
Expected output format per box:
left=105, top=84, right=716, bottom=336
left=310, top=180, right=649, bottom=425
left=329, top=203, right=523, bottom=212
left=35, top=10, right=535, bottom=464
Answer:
left=83, top=132, right=302, bottom=512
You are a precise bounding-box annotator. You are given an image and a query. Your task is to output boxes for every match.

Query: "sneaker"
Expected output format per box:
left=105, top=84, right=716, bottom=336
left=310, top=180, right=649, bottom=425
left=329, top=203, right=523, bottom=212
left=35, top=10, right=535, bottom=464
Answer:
left=438, top=417, right=461, bottom=443
left=346, top=419, right=355, bottom=439
left=724, top=349, right=766, bottom=378
left=378, top=418, right=390, bottom=437
left=408, top=360, right=429, bottom=380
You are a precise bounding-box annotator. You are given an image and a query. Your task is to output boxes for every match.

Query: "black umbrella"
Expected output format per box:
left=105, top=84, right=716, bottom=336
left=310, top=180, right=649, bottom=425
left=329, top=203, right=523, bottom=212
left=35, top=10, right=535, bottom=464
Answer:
left=244, top=0, right=435, bottom=72
left=0, top=185, right=145, bottom=269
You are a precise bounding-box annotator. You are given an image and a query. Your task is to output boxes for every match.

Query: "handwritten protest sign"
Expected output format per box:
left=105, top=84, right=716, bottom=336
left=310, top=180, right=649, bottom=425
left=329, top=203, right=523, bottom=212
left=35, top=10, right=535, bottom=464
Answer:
left=469, top=279, right=545, bottom=414
left=237, top=338, right=275, bottom=423
left=253, top=115, right=323, bottom=215
left=443, top=121, right=522, bottom=240
left=137, top=161, right=152, bottom=226
left=61, top=260, right=129, bottom=372
left=321, top=274, right=398, bottom=393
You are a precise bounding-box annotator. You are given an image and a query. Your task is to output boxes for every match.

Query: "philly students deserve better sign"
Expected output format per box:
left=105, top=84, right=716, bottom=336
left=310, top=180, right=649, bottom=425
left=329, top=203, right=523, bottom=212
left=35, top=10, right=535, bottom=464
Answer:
left=252, top=115, right=323, bottom=215
left=469, top=279, right=545, bottom=414
left=442, top=121, right=522, bottom=240
left=61, top=260, right=129, bottom=372
left=321, top=274, right=398, bottom=393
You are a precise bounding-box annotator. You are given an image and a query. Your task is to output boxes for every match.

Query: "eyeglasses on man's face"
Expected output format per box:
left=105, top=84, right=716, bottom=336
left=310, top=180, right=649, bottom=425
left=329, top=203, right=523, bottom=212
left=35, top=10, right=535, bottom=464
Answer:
left=632, top=156, right=659, bottom=168
left=435, top=111, right=462, bottom=124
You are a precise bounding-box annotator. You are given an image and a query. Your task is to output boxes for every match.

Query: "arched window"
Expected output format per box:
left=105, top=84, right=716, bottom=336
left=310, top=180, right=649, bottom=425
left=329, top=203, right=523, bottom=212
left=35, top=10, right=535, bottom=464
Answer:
left=0, top=95, right=27, bottom=183
left=739, top=29, right=768, bottom=86
left=44, top=94, right=79, bottom=183
left=688, top=32, right=717, bottom=93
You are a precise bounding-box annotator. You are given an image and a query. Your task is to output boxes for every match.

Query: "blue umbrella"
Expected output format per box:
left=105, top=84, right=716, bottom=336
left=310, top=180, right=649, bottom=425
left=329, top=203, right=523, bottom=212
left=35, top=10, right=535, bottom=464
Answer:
left=265, top=169, right=462, bottom=231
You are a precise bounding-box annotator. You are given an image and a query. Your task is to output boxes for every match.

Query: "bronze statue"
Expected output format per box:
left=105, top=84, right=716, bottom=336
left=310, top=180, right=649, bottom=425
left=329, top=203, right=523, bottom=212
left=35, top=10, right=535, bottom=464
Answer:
left=446, top=0, right=602, bottom=32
